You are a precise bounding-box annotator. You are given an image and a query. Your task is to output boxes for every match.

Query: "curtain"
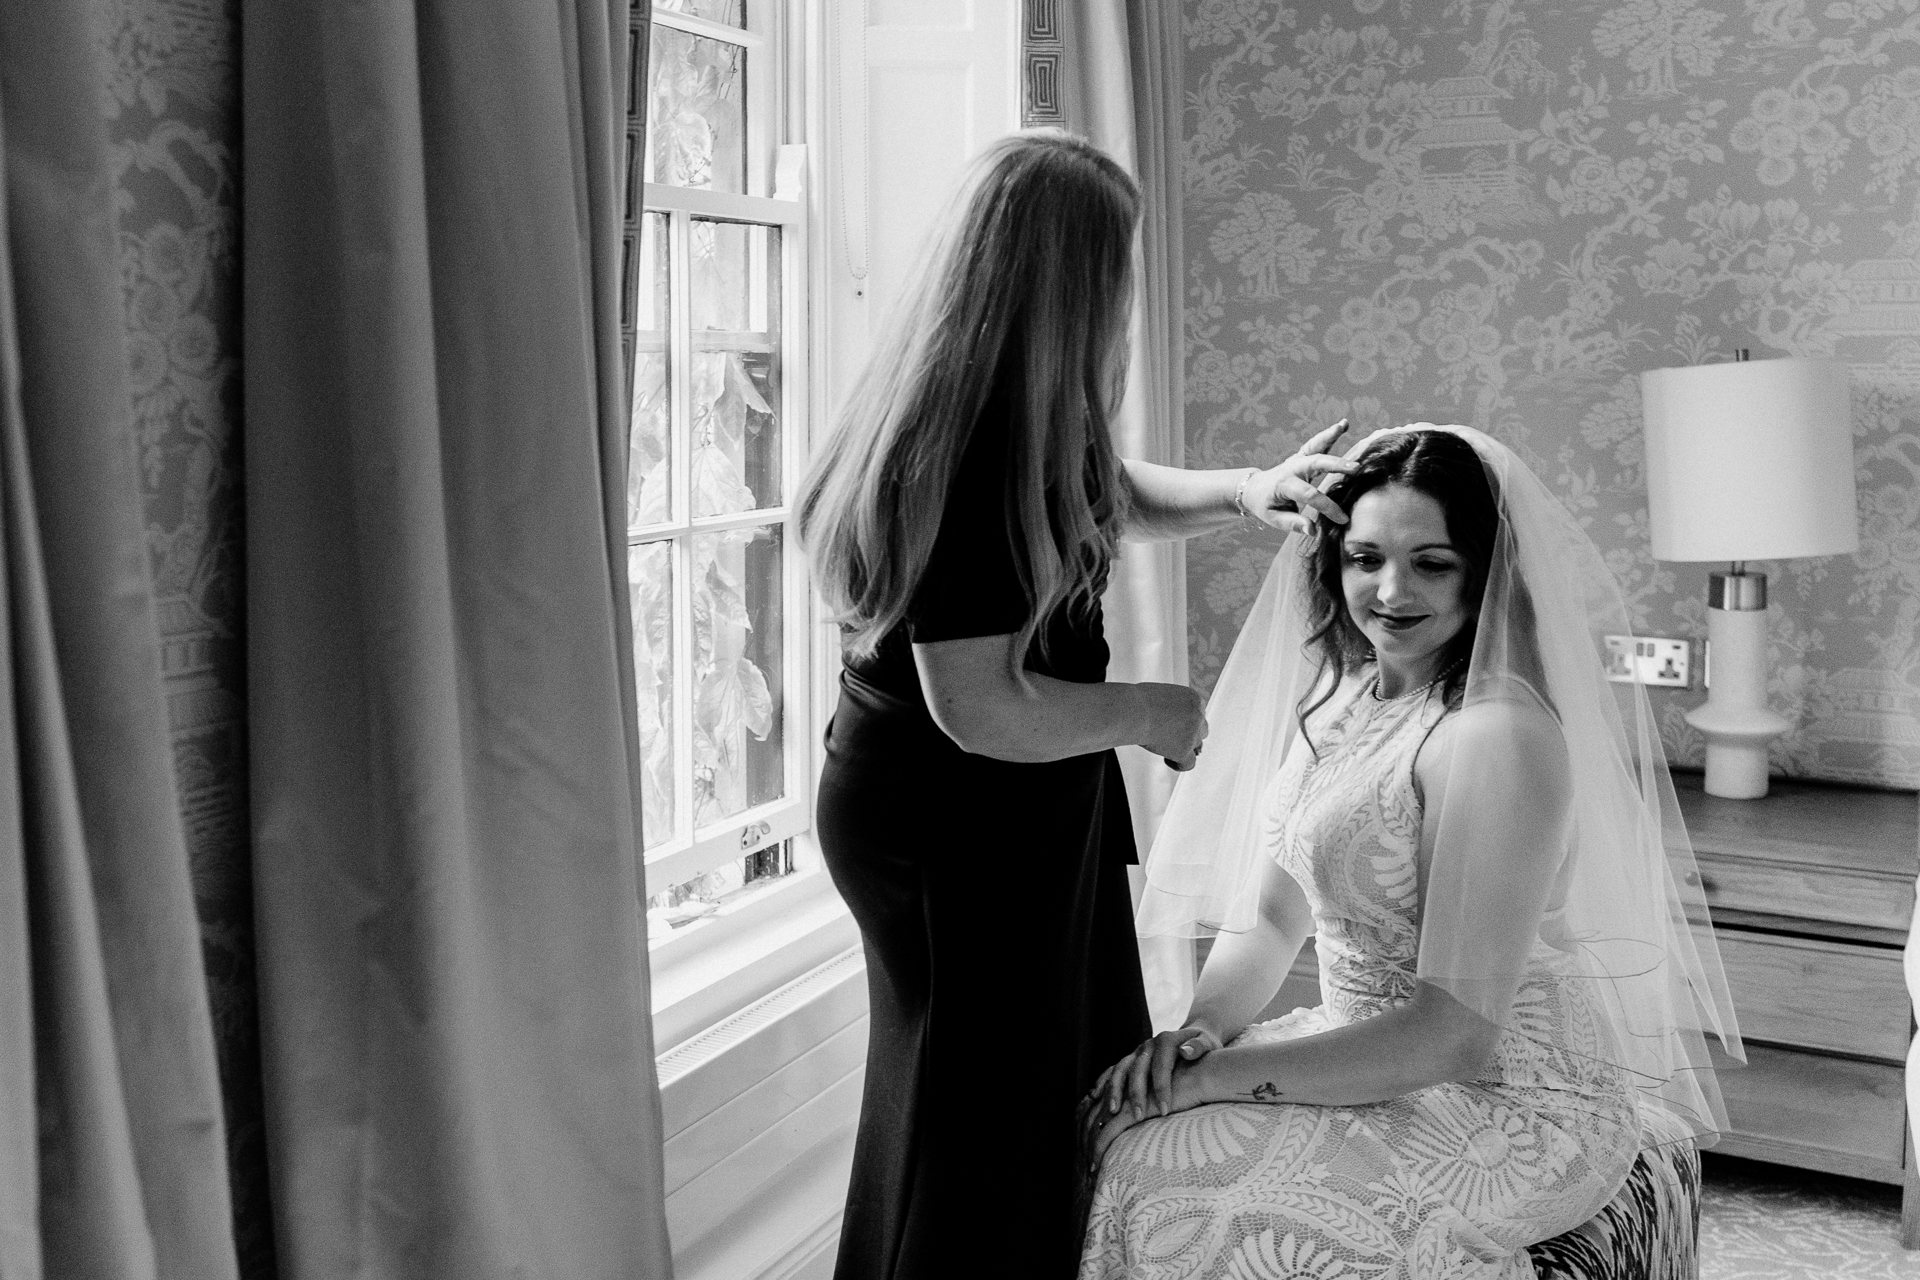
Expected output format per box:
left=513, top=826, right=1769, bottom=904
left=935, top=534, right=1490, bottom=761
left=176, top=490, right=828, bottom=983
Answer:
left=1060, top=0, right=1192, bottom=1031
left=0, top=2, right=240, bottom=1276
left=241, top=1, right=672, bottom=1275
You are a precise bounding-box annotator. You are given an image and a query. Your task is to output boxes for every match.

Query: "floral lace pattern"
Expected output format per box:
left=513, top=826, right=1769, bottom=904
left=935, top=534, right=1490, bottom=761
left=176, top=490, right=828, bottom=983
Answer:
left=1080, top=681, right=1640, bottom=1279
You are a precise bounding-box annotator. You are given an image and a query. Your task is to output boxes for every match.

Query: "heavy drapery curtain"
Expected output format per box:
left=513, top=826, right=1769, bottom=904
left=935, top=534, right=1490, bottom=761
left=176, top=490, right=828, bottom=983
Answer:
left=1059, top=0, right=1190, bottom=1030
left=242, top=2, right=672, bottom=1276
left=0, top=2, right=240, bottom=1276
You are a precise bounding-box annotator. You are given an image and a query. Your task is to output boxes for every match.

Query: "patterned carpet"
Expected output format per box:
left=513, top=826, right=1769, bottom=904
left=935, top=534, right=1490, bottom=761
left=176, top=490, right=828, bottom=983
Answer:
left=1699, top=1154, right=1917, bottom=1279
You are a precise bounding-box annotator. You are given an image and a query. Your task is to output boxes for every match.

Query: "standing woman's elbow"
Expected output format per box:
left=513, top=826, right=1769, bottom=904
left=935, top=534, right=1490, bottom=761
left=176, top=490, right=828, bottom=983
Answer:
left=913, top=634, right=1032, bottom=759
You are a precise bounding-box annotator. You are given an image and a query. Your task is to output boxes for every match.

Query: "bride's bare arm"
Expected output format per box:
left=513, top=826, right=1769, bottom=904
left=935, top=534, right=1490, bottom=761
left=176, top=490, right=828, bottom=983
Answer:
left=1169, top=701, right=1570, bottom=1110
left=1086, top=862, right=1312, bottom=1128
left=1184, top=859, right=1315, bottom=1047
left=1170, top=981, right=1500, bottom=1110
left=1086, top=702, right=1570, bottom=1163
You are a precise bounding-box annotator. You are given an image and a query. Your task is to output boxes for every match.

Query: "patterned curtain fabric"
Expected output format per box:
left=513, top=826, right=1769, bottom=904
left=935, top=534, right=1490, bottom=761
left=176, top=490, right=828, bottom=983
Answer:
left=0, top=2, right=239, bottom=1276
left=241, top=0, right=672, bottom=1275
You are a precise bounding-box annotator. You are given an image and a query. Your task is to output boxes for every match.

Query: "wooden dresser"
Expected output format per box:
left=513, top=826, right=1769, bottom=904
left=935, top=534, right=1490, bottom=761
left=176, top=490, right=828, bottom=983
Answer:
left=1670, top=772, right=1916, bottom=1238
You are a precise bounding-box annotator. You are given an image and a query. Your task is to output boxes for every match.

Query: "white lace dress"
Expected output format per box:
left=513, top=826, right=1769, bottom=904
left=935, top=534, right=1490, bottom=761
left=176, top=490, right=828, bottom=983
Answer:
left=1079, top=678, right=1642, bottom=1279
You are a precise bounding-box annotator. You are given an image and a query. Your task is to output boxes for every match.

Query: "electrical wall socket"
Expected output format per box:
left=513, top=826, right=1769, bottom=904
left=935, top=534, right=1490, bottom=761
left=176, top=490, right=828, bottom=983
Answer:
left=1602, top=635, right=1692, bottom=687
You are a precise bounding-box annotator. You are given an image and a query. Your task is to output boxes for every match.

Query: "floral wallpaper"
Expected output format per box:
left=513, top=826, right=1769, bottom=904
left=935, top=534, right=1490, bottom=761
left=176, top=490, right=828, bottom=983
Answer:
left=1181, top=0, right=1920, bottom=789
left=96, top=0, right=273, bottom=1272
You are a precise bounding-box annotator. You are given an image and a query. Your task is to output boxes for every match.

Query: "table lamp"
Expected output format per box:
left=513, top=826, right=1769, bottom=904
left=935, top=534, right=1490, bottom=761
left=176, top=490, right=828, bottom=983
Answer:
left=1639, top=353, right=1858, bottom=799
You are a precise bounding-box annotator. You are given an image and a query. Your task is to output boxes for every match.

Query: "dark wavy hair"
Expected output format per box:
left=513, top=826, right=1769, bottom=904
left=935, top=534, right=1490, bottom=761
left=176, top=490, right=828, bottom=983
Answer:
left=1296, top=429, right=1501, bottom=741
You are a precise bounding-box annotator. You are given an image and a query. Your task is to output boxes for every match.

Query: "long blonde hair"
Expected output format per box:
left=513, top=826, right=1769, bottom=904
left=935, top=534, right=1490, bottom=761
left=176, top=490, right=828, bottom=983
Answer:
left=797, top=129, right=1140, bottom=669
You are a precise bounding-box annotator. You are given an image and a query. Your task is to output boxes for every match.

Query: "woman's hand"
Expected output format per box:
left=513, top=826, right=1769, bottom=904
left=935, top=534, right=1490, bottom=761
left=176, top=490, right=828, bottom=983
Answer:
left=1239, top=419, right=1359, bottom=534
left=1135, top=682, right=1208, bottom=771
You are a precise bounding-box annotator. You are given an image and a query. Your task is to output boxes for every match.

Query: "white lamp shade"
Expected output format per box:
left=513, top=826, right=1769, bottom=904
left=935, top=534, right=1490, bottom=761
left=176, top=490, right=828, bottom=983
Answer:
left=1639, top=357, right=1859, bottom=562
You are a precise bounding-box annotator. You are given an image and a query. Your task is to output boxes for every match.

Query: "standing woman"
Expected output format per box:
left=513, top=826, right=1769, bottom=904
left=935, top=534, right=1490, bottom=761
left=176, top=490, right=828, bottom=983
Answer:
left=798, top=130, right=1355, bottom=1279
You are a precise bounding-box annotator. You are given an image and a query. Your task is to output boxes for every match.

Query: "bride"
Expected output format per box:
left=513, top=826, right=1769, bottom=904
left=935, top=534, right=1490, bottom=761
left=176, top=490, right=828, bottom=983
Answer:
left=1077, top=425, right=1742, bottom=1279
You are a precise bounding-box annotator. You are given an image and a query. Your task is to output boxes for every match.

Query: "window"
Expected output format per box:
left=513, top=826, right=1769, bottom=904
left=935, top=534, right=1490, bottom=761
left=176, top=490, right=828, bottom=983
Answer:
left=628, top=0, right=820, bottom=969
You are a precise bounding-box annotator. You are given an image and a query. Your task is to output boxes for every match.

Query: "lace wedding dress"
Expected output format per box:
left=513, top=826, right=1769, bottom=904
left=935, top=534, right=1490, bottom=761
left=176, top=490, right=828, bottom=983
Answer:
left=1080, top=675, right=1643, bottom=1279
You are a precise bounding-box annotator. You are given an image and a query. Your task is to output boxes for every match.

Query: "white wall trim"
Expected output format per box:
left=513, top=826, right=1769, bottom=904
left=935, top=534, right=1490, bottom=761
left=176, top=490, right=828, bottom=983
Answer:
left=760, top=1205, right=844, bottom=1280
left=662, top=946, right=868, bottom=1280
left=658, top=946, right=864, bottom=1084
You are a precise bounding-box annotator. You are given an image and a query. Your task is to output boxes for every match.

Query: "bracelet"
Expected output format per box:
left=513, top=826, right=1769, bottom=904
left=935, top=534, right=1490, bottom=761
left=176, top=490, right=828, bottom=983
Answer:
left=1233, top=468, right=1260, bottom=524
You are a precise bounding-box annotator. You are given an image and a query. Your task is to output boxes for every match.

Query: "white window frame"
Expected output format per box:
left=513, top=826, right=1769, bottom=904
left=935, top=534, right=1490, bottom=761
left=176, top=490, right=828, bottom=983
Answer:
left=637, top=0, right=855, bottom=1053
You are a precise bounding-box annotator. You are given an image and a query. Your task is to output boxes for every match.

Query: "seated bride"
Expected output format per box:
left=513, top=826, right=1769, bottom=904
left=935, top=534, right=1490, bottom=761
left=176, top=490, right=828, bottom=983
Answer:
left=1077, top=425, right=1743, bottom=1280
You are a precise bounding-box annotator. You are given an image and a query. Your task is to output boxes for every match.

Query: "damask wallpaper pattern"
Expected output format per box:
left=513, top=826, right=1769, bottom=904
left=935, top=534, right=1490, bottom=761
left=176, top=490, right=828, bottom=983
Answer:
left=1181, top=0, right=1920, bottom=788
left=96, top=0, right=271, bottom=1272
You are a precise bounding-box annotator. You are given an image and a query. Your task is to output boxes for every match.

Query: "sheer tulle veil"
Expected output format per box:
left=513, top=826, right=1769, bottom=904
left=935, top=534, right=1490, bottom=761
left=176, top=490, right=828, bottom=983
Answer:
left=1138, top=423, right=1744, bottom=1141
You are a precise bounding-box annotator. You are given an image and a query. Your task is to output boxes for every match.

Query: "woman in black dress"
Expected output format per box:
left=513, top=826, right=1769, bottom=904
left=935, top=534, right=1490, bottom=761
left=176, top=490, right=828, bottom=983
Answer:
left=796, top=130, right=1357, bottom=1279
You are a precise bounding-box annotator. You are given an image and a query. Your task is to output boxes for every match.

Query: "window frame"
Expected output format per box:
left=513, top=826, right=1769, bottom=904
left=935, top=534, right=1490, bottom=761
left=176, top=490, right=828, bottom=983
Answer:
left=631, top=185, right=808, bottom=894
left=631, top=0, right=852, bottom=1046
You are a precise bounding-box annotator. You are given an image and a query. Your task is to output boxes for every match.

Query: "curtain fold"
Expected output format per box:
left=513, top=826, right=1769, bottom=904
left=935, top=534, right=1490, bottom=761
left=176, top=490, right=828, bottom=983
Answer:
left=0, top=1, right=239, bottom=1276
left=242, top=1, right=671, bottom=1275
left=1061, top=0, right=1191, bottom=1030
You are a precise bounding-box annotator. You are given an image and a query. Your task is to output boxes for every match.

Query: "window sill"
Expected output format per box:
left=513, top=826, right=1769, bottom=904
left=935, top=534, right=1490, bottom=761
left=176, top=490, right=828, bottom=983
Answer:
left=650, top=863, right=860, bottom=1052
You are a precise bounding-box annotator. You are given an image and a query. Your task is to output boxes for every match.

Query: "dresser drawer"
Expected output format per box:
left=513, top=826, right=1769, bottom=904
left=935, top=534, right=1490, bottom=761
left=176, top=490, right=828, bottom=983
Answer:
left=1714, top=1043, right=1907, bottom=1183
left=1691, top=853, right=1913, bottom=936
left=1709, top=928, right=1910, bottom=1060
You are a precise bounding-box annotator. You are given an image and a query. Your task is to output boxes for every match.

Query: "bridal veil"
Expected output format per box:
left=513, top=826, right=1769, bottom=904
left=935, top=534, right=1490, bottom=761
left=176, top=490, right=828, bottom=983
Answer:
left=1138, top=424, right=1744, bottom=1140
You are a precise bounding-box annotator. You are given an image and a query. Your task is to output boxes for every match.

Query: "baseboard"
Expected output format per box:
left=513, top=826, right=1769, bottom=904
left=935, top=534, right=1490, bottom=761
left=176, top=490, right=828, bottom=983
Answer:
left=761, top=1204, right=843, bottom=1280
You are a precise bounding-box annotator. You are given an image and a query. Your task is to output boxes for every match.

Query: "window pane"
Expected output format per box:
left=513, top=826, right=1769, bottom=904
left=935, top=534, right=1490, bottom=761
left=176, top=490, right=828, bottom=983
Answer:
left=630, top=212, right=671, bottom=529
left=691, top=219, right=781, bottom=515
left=630, top=540, right=676, bottom=851
left=692, top=524, right=783, bottom=826
left=647, top=841, right=796, bottom=944
left=645, top=24, right=746, bottom=192
left=654, top=0, right=745, bottom=26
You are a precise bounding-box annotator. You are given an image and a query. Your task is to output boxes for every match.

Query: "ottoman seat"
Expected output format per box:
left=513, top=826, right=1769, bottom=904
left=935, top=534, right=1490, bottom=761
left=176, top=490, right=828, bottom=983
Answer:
left=1529, top=1107, right=1700, bottom=1280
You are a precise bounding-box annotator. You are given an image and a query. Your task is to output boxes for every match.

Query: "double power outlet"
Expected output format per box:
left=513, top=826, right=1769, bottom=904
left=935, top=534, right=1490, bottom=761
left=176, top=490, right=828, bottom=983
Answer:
left=1602, top=635, right=1697, bottom=688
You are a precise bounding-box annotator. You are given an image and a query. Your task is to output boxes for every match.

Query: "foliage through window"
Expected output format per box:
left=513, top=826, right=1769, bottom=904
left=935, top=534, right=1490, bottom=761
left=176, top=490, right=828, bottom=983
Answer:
left=631, top=0, right=809, bottom=943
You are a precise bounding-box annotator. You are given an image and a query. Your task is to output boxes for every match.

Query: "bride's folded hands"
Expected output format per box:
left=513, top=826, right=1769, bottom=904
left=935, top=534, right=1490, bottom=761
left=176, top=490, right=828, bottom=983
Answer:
left=1078, top=977, right=1512, bottom=1172
left=1078, top=1027, right=1220, bottom=1169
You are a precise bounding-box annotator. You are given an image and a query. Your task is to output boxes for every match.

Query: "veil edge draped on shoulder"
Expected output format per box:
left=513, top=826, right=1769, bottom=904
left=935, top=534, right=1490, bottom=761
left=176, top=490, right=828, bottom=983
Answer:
left=1138, top=423, right=1744, bottom=1144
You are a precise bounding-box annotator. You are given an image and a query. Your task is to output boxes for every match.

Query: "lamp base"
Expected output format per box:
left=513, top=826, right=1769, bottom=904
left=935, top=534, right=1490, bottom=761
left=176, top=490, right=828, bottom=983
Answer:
left=1686, top=584, right=1788, bottom=800
left=1701, top=739, right=1777, bottom=800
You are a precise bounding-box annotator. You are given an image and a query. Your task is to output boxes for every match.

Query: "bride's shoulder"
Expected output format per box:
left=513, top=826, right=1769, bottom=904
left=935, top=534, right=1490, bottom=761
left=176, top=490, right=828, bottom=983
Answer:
left=1420, top=689, right=1564, bottom=775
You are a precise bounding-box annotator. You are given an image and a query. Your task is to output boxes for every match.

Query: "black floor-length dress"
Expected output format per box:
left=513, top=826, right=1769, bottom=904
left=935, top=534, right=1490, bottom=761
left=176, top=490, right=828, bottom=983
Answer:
left=817, top=380, right=1151, bottom=1279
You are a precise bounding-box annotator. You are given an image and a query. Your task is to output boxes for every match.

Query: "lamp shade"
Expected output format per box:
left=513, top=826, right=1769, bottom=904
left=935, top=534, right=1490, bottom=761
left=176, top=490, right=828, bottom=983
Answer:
left=1639, top=356, right=1858, bottom=562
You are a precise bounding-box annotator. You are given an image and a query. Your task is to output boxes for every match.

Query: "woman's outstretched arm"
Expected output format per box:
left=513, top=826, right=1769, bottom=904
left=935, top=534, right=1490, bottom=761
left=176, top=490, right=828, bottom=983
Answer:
left=1119, top=421, right=1356, bottom=542
left=914, top=633, right=1208, bottom=766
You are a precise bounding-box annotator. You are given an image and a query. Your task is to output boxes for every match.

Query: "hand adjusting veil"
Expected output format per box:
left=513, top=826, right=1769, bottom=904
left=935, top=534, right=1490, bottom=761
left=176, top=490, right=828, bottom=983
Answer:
left=1139, top=424, right=1743, bottom=1140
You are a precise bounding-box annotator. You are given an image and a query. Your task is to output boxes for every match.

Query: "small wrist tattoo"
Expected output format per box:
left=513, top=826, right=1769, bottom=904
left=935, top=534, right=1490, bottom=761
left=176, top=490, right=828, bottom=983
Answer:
left=1249, top=1081, right=1285, bottom=1102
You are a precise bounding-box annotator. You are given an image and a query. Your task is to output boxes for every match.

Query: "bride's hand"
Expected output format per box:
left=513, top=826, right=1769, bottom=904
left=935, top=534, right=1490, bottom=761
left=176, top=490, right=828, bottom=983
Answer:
left=1096, top=1027, right=1224, bottom=1123
left=1077, top=1027, right=1223, bottom=1173
left=1079, top=1094, right=1139, bottom=1175
left=1239, top=419, right=1358, bottom=534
